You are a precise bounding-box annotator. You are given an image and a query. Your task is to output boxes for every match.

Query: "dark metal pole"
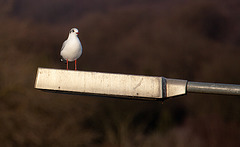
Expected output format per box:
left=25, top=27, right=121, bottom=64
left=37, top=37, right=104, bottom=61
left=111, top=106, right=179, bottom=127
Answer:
left=187, top=81, right=240, bottom=95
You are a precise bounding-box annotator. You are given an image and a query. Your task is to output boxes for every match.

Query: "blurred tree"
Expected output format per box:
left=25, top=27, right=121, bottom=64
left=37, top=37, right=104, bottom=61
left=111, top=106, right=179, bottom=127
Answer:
left=0, top=0, right=15, bottom=17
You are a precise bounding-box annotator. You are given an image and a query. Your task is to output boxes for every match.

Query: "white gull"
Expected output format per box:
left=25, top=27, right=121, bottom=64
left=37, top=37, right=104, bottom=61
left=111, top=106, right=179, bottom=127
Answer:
left=60, top=28, right=82, bottom=70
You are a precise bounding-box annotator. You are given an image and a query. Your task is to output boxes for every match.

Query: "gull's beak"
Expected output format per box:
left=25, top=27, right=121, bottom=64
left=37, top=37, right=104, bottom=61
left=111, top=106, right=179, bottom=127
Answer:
left=76, top=32, right=79, bottom=35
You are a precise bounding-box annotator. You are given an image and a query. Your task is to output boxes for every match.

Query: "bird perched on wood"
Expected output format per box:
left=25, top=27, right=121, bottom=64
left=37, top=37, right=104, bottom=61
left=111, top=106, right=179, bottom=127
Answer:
left=60, top=28, right=82, bottom=70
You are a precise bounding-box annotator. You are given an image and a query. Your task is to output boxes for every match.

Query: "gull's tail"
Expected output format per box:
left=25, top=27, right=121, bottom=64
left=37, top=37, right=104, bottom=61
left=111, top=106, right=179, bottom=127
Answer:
left=60, top=57, right=67, bottom=64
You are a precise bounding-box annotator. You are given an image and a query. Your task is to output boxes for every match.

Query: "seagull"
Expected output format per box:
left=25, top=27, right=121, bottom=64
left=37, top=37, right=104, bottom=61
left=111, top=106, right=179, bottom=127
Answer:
left=60, top=28, right=82, bottom=70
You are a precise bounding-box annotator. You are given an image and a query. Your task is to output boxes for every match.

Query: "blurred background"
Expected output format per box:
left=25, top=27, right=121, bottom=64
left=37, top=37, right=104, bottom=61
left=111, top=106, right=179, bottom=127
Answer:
left=0, top=0, right=240, bottom=146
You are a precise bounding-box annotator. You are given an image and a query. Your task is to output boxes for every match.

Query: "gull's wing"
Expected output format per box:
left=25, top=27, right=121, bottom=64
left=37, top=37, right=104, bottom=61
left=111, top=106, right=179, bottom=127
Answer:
left=61, top=40, right=68, bottom=51
left=60, top=40, right=68, bottom=63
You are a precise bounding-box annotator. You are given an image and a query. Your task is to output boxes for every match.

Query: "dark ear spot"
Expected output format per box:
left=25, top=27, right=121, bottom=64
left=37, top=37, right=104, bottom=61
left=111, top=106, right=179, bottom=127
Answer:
left=70, top=29, right=74, bottom=33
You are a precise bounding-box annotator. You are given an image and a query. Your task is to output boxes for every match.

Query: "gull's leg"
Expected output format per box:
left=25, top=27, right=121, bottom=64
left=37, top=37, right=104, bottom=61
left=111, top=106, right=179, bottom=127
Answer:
left=67, top=59, right=69, bottom=70
left=75, top=60, right=77, bottom=71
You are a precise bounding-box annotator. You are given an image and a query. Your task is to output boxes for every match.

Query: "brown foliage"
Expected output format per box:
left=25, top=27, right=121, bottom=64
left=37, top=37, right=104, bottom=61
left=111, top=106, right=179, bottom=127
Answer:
left=0, top=0, right=240, bottom=146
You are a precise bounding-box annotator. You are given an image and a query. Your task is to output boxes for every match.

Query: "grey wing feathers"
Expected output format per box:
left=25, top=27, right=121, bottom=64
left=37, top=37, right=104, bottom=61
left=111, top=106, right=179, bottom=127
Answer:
left=60, top=40, right=67, bottom=63
left=61, top=40, right=67, bottom=51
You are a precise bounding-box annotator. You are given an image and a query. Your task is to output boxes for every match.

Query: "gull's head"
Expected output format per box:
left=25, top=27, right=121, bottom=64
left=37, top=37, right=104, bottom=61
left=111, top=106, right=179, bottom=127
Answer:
left=69, top=28, right=79, bottom=36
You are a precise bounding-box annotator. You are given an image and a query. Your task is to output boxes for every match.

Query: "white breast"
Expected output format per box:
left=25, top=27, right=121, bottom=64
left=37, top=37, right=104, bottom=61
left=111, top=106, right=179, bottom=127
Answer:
left=60, top=37, right=82, bottom=62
